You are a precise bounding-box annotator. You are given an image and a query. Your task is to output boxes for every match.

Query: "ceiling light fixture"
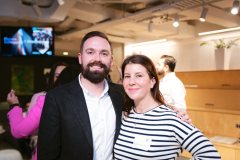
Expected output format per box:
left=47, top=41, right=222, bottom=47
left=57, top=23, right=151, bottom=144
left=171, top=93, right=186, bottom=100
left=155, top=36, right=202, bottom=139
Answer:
left=199, top=7, right=208, bottom=22
left=198, top=27, right=240, bottom=36
left=172, top=15, right=179, bottom=28
left=148, top=20, right=153, bottom=32
left=32, top=4, right=42, bottom=16
left=231, top=0, right=240, bottom=15
left=129, top=39, right=167, bottom=47
left=57, top=0, right=65, bottom=6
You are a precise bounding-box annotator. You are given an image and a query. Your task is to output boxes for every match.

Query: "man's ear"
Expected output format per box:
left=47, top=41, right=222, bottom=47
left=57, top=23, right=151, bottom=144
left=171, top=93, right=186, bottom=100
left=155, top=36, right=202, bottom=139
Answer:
left=164, top=65, right=170, bottom=72
left=110, top=56, right=114, bottom=68
left=78, top=53, right=82, bottom=64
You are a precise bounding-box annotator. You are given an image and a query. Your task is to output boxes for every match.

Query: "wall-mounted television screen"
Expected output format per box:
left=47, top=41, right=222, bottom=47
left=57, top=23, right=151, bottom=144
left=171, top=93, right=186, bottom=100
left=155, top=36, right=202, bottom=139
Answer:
left=1, top=26, right=54, bottom=56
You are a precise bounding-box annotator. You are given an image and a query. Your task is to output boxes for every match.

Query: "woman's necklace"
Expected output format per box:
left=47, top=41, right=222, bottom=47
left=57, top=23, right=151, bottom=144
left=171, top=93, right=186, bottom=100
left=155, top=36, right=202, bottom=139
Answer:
left=132, top=111, right=144, bottom=128
left=131, top=104, right=161, bottom=128
left=134, top=103, right=161, bottom=114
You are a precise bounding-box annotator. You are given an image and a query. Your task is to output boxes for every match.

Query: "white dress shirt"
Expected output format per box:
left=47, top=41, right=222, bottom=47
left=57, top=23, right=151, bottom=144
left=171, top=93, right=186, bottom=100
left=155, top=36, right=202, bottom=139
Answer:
left=79, top=75, right=116, bottom=160
left=159, top=72, right=186, bottom=110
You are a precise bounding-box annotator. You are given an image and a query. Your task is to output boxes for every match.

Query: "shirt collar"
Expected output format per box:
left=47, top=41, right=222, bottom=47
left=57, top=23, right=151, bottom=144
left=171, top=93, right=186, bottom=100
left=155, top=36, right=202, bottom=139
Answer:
left=161, top=72, right=176, bottom=82
left=78, top=73, right=109, bottom=98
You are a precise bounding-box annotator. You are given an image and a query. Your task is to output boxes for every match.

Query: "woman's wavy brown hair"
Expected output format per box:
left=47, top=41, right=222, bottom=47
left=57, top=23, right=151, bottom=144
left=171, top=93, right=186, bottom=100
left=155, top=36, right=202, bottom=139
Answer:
left=121, top=54, right=166, bottom=115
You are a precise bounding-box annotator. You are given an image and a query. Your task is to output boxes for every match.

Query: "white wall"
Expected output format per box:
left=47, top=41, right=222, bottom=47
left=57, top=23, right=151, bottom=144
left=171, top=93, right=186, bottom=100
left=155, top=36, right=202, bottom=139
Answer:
left=124, top=31, right=240, bottom=71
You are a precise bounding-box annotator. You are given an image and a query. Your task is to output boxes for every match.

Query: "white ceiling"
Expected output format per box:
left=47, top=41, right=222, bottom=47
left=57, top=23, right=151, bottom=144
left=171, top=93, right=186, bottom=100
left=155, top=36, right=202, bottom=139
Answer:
left=0, top=0, right=240, bottom=55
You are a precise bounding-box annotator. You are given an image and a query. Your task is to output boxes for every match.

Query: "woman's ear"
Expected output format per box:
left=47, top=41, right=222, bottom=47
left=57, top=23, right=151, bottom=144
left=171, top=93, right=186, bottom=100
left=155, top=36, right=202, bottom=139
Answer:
left=151, top=77, right=156, bottom=88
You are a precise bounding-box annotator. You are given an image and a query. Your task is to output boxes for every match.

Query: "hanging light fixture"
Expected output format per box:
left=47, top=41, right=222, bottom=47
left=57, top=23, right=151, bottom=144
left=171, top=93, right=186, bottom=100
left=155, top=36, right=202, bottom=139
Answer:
left=172, top=15, right=179, bottom=28
left=199, top=7, right=208, bottom=22
left=231, top=0, right=239, bottom=15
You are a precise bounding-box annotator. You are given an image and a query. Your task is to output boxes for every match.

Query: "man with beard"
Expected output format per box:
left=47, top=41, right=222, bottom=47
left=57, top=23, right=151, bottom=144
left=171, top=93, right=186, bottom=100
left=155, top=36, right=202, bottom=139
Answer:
left=156, top=55, right=186, bottom=110
left=37, top=31, right=125, bottom=160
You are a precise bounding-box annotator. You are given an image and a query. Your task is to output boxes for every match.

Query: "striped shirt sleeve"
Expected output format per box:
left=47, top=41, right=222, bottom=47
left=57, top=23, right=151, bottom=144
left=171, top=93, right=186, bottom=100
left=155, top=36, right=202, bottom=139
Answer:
left=172, top=115, right=221, bottom=160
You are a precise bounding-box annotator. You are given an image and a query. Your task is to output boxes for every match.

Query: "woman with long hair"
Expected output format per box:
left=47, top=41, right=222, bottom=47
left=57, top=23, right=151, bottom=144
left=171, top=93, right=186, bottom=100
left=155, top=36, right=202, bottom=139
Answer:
left=114, top=54, right=221, bottom=160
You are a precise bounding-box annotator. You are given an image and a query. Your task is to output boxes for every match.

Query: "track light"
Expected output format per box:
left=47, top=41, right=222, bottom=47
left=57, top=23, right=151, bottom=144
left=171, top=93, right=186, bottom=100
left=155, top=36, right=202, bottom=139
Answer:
left=148, top=20, right=153, bottom=32
left=57, top=0, right=65, bottom=6
left=200, top=7, right=208, bottom=22
left=231, top=0, right=239, bottom=15
left=172, top=15, right=179, bottom=28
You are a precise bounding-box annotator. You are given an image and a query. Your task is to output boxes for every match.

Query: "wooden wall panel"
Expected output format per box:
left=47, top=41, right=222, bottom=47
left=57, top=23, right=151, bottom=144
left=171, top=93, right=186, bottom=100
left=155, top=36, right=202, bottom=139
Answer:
left=215, top=145, right=236, bottom=160
left=236, top=149, right=240, bottom=160
left=188, top=110, right=240, bottom=137
left=186, top=89, right=240, bottom=111
left=176, top=70, right=240, bottom=89
left=172, top=70, right=240, bottom=138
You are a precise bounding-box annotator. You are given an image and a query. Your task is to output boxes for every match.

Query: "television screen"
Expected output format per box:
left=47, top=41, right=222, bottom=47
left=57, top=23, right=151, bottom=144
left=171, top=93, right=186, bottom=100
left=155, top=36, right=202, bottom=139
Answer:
left=1, top=26, right=54, bottom=56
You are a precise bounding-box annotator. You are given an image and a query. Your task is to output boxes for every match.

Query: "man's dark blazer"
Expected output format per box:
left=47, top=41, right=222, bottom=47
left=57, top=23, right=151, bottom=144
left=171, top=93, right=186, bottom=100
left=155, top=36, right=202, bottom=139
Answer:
left=38, top=78, right=125, bottom=160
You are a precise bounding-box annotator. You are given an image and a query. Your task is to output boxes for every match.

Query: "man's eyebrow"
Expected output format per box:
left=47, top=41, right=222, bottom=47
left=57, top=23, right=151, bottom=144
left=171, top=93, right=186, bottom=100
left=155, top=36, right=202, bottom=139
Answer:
left=100, top=49, right=110, bottom=52
left=85, top=48, right=94, bottom=51
left=85, top=48, right=110, bottom=52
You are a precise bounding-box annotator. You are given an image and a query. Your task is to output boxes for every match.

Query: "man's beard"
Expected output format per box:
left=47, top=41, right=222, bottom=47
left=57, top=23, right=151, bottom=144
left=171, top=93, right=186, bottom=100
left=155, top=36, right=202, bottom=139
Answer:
left=82, top=61, right=110, bottom=84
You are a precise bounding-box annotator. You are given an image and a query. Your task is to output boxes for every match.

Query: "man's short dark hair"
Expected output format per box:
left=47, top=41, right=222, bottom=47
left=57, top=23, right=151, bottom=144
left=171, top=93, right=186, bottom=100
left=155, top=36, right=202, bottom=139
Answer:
left=80, top=31, right=112, bottom=53
left=160, top=55, right=176, bottom=72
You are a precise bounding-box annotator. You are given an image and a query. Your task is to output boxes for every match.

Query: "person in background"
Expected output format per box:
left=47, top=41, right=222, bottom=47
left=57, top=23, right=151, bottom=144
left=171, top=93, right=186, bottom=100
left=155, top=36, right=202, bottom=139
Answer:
left=27, top=62, right=68, bottom=111
left=46, top=62, right=69, bottom=91
left=114, top=54, right=221, bottom=160
left=156, top=55, right=186, bottom=110
left=0, top=149, right=23, bottom=160
left=6, top=62, right=69, bottom=160
left=53, top=64, right=81, bottom=87
left=0, top=91, right=23, bottom=160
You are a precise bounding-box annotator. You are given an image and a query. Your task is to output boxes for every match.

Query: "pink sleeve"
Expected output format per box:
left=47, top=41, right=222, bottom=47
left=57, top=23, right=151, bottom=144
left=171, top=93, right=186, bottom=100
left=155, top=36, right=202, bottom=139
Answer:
left=7, top=95, right=45, bottom=138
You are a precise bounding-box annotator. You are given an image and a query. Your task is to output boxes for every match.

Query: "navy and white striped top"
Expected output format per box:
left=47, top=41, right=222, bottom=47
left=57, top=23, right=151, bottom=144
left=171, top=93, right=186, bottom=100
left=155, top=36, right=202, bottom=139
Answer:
left=114, top=105, right=221, bottom=160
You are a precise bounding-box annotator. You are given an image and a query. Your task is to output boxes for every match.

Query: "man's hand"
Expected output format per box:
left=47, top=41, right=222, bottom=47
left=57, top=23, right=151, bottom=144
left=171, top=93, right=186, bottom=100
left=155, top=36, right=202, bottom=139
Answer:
left=0, top=125, right=6, bottom=134
left=172, top=107, right=192, bottom=124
